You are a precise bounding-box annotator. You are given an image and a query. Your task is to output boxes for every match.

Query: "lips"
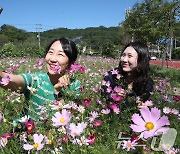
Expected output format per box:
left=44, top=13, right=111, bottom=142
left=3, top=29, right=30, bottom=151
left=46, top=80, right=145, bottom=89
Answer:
left=122, top=63, right=128, bottom=67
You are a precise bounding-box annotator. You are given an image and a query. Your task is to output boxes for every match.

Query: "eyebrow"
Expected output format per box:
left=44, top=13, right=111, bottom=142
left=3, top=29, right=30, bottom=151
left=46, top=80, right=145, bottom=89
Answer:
left=49, top=47, right=64, bottom=53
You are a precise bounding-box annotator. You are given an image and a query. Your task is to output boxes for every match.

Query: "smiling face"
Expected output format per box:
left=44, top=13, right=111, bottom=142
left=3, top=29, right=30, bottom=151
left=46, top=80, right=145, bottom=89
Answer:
left=120, top=46, right=138, bottom=73
left=45, top=41, right=69, bottom=76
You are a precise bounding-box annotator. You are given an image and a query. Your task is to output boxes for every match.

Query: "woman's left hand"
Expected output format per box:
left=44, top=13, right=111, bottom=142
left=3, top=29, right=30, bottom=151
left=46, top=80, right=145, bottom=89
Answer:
left=118, top=89, right=126, bottom=99
left=54, top=74, right=70, bottom=93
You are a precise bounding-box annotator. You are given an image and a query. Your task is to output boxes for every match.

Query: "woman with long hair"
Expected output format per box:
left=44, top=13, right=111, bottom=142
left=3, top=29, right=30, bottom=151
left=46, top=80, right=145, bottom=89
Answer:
left=101, top=41, right=154, bottom=107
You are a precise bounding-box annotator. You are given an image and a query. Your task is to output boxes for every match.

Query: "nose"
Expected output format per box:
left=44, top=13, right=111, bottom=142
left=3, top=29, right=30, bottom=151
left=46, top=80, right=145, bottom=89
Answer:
left=50, top=55, right=57, bottom=62
left=121, top=56, right=128, bottom=62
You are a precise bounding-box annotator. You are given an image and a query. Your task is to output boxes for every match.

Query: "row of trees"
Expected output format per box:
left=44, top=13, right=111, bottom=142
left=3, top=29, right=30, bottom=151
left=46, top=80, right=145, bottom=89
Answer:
left=0, top=0, right=179, bottom=59
left=120, top=0, right=180, bottom=61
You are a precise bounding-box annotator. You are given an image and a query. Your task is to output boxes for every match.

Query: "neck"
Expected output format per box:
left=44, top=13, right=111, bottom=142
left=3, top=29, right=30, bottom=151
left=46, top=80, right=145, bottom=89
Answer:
left=48, top=73, right=64, bottom=85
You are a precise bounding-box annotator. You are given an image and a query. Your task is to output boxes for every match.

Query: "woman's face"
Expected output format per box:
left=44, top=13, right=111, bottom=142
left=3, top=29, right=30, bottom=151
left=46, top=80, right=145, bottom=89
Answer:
left=45, top=41, right=69, bottom=75
left=120, top=46, right=138, bottom=72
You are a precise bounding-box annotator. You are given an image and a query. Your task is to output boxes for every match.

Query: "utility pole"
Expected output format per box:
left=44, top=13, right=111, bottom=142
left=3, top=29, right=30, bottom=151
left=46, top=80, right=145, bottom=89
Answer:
left=36, top=24, right=42, bottom=48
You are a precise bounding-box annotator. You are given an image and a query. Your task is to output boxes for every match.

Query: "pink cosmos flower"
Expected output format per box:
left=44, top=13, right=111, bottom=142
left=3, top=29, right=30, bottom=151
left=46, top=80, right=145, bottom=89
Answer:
left=52, top=109, right=71, bottom=127
left=23, top=134, right=44, bottom=151
left=113, top=86, right=122, bottom=93
left=93, top=120, right=102, bottom=127
left=106, top=87, right=112, bottom=93
left=71, top=63, right=80, bottom=72
left=110, top=93, right=123, bottom=102
left=25, top=121, right=35, bottom=133
left=101, top=108, right=110, bottom=114
left=88, top=111, right=99, bottom=123
left=163, top=107, right=172, bottom=114
left=0, top=76, right=11, bottom=86
left=111, top=69, right=118, bottom=75
left=130, top=107, right=170, bottom=139
left=122, top=139, right=138, bottom=151
left=68, top=122, right=87, bottom=137
left=165, top=147, right=179, bottom=154
left=51, top=65, right=61, bottom=74
left=109, top=103, right=120, bottom=114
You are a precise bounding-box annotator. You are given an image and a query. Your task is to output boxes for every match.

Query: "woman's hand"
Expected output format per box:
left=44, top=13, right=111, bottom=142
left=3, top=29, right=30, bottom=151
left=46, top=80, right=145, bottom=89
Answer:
left=118, top=89, right=126, bottom=98
left=54, top=74, right=70, bottom=93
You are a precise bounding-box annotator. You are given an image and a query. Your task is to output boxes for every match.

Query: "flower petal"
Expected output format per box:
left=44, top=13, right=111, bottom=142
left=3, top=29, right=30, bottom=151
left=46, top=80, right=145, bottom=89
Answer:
left=131, top=113, right=145, bottom=126
left=140, top=107, right=151, bottom=122
left=156, top=115, right=170, bottom=129
left=37, top=143, right=44, bottom=150
left=130, top=124, right=146, bottom=132
left=23, top=144, right=33, bottom=150
left=151, top=107, right=160, bottom=122
left=143, top=130, right=156, bottom=138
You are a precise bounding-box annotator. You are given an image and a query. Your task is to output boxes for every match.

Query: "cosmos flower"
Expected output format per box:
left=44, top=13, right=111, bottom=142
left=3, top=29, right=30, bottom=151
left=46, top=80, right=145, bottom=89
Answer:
left=25, top=121, right=35, bottom=133
left=130, top=107, right=170, bottom=139
left=110, top=93, right=123, bottom=102
left=71, top=63, right=80, bottom=72
left=51, top=65, right=61, bottom=74
left=122, top=139, right=138, bottom=151
left=0, top=75, right=11, bottom=86
left=23, top=134, right=44, bottom=151
left=88, top=134, right=96, bottom=144
left=82, top=99, right=91, bottom=107
left=101, top=108, right=110, bottom=114
left=52, top=109, right=71, bottom=127
left=68, top=122, right=87, bottom=137
left=93, top=120, right=102, bottom=127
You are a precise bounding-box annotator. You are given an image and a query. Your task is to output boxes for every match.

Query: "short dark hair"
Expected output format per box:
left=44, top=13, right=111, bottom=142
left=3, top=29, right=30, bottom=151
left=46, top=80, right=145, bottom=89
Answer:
left=45, top=38, right=78, bottom=65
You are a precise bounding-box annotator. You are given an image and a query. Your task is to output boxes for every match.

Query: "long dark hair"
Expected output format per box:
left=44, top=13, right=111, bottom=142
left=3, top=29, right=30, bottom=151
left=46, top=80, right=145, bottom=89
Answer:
left=118, top=41, right=150, bottom=96
left=45, top=38, right=78, bottom=66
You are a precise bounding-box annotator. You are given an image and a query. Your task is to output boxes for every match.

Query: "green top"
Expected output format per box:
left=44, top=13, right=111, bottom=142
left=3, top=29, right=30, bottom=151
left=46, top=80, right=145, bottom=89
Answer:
left=20, top=72, right=81, bottom=121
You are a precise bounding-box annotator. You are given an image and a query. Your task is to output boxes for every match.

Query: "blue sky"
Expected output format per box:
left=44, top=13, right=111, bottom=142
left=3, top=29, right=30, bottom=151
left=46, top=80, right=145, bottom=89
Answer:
left=0, top=0, right=141, bottom=32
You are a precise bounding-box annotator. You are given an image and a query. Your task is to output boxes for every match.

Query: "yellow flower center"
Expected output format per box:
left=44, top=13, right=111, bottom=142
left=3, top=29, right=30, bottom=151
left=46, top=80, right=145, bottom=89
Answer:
left=127, top=143, right=132, bottom=147
left=27, top=126, right=32, bottom=130
left=48, top=139, right=52, bottom=144
left=145, top=122, right=154, bottom=130
left=60, top=118, right=66, bottom=123
left=33, top=143, right=39, bottom=149
left=59, top=104, right=63, bottom=109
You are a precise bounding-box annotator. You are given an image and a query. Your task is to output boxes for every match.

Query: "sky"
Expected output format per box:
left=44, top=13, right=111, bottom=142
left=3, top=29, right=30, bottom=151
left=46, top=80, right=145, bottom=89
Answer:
left=0, top=0, right=142, bottom=32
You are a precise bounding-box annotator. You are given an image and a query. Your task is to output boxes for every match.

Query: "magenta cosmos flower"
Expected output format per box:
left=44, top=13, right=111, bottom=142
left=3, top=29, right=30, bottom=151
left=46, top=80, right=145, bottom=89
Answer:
left=52, top=109, right=71, bottom=127
left=130, top=107, right=170, bottom=139
left=0, top=76, right=11, bottom=86
left=25, top=121, right=35, bottom=133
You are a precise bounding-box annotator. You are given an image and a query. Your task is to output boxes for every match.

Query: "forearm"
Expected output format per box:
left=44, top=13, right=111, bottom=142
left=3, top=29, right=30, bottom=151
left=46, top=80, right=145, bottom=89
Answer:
left=0, top=72, right=24, bottom=92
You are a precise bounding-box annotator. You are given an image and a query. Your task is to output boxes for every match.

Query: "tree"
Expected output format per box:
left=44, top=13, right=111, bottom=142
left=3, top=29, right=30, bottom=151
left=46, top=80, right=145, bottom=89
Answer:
left=121, top=0, right=179, bottom=43
left=121, top=0, right=180, bottom=64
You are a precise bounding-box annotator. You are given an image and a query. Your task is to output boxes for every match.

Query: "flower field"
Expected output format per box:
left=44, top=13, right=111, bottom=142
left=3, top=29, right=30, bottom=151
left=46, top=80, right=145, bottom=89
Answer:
left=0, top=56, right=179, bottom=154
